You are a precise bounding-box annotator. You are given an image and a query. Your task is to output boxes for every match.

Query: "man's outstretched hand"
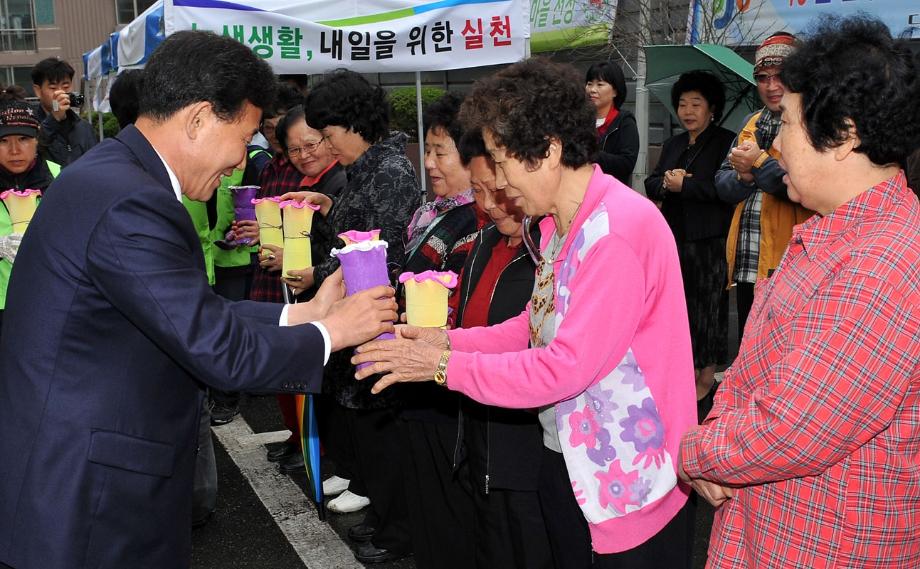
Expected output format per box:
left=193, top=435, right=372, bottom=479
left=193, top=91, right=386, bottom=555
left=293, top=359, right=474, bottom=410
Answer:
left=319, top=285, right=398, bottom=351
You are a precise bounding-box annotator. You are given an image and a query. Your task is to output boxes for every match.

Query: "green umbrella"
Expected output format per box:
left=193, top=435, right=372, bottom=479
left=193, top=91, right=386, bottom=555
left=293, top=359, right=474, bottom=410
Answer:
left=643, top=43, right=760, bottom=134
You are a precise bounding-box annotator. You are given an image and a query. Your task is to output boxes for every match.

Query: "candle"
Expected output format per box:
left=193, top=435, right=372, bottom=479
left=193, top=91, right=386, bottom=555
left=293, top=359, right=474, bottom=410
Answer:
left=331, top=229, right=394, bottom=368
left=227, top=185, right=259, bottom=246
left=280, top=199, right=320, bottom=278
left=399, top=271, right=458, bottom=328
left=0, top=189, right=41, bottom=233
left=252, top=196, right=284, bottom=249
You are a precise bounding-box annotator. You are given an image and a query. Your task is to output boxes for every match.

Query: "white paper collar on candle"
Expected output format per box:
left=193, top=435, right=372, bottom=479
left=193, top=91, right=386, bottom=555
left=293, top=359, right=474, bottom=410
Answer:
left=330, top=239, right=388, bottom=257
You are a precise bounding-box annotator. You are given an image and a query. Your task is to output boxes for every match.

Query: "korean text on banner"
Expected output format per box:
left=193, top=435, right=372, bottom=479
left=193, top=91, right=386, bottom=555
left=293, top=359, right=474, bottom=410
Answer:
left=164, top=0, right=529, bottom=73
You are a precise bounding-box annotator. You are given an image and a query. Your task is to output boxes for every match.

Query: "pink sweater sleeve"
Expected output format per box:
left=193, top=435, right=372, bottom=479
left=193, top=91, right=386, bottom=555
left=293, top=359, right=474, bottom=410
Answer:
left=446, top=234, right=645, bottom=409
left=447, top=308, right=530, bottom=354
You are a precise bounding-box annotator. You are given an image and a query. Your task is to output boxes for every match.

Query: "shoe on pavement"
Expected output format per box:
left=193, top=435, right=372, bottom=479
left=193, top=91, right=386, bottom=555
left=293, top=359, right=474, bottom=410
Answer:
left=210, top=402, right=239, bottom=426
left=266, top=441, right=299, bottom=463
left=327, top=490, right=370, bottom=514
left=322, top=475, right=350, bottom=496
left=346, top=522, right=375, bottom=543
left=355, top=543, right=407, bottom=564
left=277, top=452, right=306, bottom=474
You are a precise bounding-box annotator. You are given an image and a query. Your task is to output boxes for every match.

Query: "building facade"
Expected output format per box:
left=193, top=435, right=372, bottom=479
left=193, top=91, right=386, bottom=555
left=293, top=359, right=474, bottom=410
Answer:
left=0, top=0, right=154, bottom=93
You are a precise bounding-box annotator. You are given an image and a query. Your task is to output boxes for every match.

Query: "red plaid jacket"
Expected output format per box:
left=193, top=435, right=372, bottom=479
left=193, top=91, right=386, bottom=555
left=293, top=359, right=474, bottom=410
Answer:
left=682, top=173, right=920, bottom=568
left=249, top=156, right=303, bottom=303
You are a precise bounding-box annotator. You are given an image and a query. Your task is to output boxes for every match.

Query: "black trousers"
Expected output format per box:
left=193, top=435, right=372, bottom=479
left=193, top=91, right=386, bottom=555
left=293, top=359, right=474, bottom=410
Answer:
left=735, top=281, right=756, bottom=344
left=192, top=395, right=217, bottom=524
left=211, top=265, right=253, bottom=408
left=317, top=398, right=358, bottom=484
left=403, top=419, right=475, bottom=569
left=472, top=485, right=553, bottom=569
left=345, top=407, right=412, bottom=554
left=538, top=447, right=695, bottom=569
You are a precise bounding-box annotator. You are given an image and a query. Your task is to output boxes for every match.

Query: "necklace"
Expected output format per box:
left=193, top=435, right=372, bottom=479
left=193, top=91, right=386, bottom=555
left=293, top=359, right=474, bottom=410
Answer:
left=529, top=200, right=583, bottom=347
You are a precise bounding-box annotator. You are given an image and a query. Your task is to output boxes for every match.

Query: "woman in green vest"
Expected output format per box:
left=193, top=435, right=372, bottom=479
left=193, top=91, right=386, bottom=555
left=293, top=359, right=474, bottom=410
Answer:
left=0, top=99, right=61, bottom=338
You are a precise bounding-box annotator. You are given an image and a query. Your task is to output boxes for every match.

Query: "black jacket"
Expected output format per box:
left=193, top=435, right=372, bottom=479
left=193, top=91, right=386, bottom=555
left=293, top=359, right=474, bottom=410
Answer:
left=320, top=132, right=422, bottom=410
left=0, top=159, right=56, bottom=193
left=644, top=125, right=737, bottom=242
left=595, top=110, right=639, bottom=186
left=36, top=106, right=97, bottom=167
left=453, top=224, right=544, bottom=493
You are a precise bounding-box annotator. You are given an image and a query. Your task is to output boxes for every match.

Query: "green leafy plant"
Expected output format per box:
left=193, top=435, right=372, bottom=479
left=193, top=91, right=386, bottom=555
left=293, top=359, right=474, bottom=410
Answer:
left=388, top=86, right=446, bottom=142
left=84, top=111, right=121, bottom=141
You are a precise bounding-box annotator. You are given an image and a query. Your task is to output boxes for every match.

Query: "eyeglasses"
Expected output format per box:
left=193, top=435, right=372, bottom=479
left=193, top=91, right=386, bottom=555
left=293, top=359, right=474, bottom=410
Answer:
left=754, top=72, right=783, bottom=86
left=287, top=140, right=323, bottom=157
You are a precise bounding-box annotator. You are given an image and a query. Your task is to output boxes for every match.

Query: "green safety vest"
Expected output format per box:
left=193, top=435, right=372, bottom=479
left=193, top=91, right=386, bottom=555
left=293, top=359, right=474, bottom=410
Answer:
left=210, top=148, right=267, bottom=269
left=182, top=197, right=216, bottom=286
left=0, top=160, right=61, bottom=309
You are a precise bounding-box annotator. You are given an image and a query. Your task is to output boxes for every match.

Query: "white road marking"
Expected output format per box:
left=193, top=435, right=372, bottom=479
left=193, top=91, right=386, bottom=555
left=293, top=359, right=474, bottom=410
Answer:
left=212, top=419, right=363, bottom=569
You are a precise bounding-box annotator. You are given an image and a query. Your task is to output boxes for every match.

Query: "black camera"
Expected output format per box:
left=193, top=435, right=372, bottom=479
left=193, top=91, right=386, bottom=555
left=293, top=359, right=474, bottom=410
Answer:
left=68, top=92, right=85, bottom=108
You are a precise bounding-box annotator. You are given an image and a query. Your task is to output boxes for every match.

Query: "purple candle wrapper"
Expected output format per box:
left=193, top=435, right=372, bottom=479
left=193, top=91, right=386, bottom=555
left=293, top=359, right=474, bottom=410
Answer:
left=332, top=237, right=393, bottom=370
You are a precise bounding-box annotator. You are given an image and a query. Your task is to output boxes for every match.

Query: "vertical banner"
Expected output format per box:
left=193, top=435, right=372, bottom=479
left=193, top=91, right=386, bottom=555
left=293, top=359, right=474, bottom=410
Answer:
left=689, top=0, right=920, bottom=46
left=164, top=0, right=529, bottom=73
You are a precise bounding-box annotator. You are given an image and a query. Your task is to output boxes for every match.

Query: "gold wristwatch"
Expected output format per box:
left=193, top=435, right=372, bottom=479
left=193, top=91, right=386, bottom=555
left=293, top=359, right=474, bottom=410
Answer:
left=752, top=150, right=770, bottom=169
left=433, top=350, right=451, bottom=386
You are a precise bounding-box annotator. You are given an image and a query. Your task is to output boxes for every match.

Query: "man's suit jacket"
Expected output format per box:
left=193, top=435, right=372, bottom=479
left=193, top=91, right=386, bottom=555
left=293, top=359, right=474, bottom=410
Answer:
left=0, top=125, right=325, bottom=568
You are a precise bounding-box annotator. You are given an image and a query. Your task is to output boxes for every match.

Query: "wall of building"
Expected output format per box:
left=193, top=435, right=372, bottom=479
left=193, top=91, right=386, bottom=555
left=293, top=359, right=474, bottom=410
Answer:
left=0, top=0, right=116, bottom=93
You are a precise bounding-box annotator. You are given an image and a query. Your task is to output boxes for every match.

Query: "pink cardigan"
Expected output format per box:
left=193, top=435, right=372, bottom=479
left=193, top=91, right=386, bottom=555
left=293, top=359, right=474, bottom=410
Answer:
left=446, top=165, right=696, bottom=553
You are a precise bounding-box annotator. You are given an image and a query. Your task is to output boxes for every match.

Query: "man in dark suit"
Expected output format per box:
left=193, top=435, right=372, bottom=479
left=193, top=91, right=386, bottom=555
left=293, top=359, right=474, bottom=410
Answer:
left=0, top=31, right=397, bottom=569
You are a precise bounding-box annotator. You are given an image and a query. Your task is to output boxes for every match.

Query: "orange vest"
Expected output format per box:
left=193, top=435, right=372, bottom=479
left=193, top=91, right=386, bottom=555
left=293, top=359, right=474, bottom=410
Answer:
left=725, top=112, right=814, bottom=287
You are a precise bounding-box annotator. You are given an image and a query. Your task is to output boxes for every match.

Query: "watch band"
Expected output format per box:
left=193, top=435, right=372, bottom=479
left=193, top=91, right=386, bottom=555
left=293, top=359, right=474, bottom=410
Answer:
left=752, top=150, right=770, bottom=169
left=433, top=350, right=451, bottom=386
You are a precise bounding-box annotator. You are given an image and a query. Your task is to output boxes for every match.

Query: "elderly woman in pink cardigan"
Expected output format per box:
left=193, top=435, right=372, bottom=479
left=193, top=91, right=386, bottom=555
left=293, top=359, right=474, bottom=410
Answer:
left=354, top=59, right=697, bottom=569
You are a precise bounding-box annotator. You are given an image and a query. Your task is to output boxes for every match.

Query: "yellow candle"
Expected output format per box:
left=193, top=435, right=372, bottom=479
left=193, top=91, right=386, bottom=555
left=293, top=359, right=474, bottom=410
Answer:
left=399, top=271, right=458, bottom=328
left=253, top=197, right=284, bottom=249
left=1, top=189, right=41, bottom=233
left=281, top=200, right=320, bottom=277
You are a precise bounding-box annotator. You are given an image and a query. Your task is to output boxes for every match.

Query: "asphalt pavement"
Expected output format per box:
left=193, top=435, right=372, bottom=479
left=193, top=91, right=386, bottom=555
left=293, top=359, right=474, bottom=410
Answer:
left=190, top=394, right=715, bottom=569
left=190, top=291, right=738, bottom=568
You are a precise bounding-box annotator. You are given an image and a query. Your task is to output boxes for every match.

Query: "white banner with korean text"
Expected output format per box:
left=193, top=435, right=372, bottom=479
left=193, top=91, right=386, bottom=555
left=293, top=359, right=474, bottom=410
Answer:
left=164, top=0, right=529, bottom=73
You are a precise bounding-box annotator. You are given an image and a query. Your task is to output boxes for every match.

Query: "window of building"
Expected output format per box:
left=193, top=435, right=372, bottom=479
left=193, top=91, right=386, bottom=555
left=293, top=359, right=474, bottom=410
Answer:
left=116, top=0, right=157, bottom=26
left=0, top=65, right=36, bottom=94
left=0, top=0, right=36, bottom=52
left=33, top=0, right=51, bottom=25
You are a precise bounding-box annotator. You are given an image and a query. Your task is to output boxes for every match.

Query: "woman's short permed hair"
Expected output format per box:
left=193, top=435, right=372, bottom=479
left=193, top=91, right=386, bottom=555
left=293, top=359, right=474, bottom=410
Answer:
left=423, top=92, right=465, bottom=146
left=670, top=70, right=726, bottom=123
left=276, top=104, right=306, bottom=154
left=460, top=58, right=596, bottom=169
left=781, top=15, right=920, bottom=167
left=304, top=70, right=389, bottom=144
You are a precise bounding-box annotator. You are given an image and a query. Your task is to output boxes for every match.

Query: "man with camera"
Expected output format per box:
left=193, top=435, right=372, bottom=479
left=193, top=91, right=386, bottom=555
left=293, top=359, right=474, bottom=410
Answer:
left=31, top=57, right=96, bottom=167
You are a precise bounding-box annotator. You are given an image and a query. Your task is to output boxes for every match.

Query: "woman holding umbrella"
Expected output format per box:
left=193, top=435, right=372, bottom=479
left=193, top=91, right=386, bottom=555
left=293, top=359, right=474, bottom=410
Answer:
left=353, top=58, right=697, bottom=569
left=644, top=71, right=736, bottom=421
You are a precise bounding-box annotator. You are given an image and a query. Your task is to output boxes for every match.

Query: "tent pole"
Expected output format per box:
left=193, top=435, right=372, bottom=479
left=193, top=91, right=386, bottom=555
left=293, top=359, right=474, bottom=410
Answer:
left=97, top=80, right=105, bottom=141
left=415, top=71, right=426, bottom=197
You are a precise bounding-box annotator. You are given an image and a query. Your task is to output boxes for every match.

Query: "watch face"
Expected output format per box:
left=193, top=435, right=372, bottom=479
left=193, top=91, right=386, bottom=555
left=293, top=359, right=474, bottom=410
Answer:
left=434, top=371, right=446, bottom=385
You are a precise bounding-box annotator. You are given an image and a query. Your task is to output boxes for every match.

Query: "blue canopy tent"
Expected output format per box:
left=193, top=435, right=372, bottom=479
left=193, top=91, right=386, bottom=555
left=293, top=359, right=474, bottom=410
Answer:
left=82, top=1, right=165, bottom=135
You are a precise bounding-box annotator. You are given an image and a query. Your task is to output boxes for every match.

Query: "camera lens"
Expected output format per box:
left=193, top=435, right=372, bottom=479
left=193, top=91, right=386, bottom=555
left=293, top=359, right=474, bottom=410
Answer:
left=68, top=92, right=85, bottom=108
